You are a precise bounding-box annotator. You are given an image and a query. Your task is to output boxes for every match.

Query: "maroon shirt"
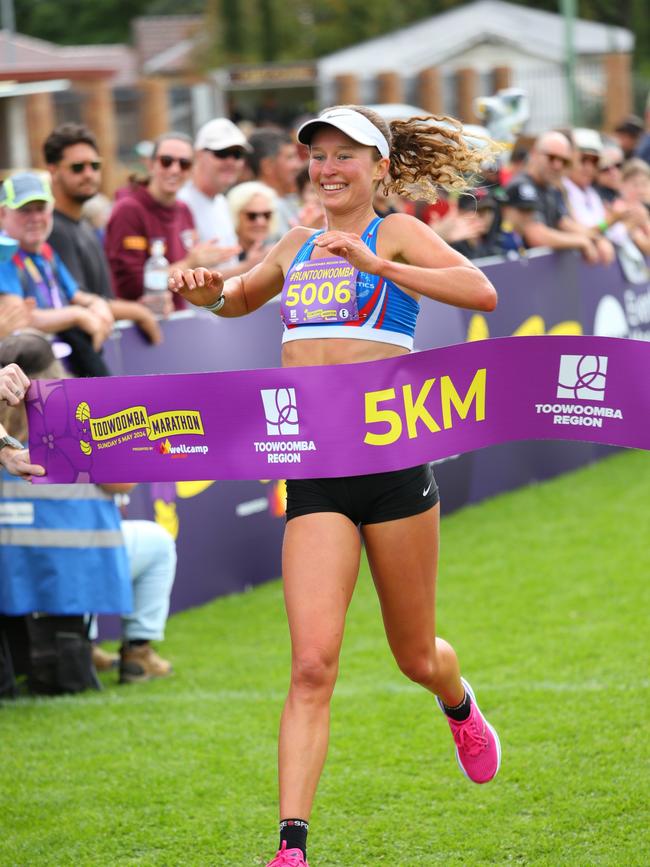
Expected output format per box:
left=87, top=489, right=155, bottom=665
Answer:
left=105, top=182, right=194, bottom=309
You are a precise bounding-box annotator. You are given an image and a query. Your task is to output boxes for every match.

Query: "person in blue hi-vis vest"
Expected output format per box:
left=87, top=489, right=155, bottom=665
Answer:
left=0, top=330, right=177, bottom=684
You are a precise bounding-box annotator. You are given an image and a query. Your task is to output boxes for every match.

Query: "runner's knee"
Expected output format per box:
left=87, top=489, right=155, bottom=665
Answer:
left=290, top=649, right=338, bottom=697
left=396, top=650, right=438, bottom=687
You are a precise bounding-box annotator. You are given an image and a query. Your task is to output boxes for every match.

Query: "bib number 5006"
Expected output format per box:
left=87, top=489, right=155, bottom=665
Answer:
left=285, top=279, right=352, bottom=307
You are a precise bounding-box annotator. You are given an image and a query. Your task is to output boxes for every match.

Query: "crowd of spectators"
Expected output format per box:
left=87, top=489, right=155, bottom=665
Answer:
left=435, top=114, right=650, bottom=264
left=1, top=97, right=649, bottom=697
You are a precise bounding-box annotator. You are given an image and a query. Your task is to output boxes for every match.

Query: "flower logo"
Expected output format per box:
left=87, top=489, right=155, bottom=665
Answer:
left=28, top=382, right=91, bottom=482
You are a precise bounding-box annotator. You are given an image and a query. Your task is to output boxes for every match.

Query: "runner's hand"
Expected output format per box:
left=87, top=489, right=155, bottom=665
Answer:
left=313, top=231, right=382, bottom=273
left=168, top=268, right=225, bottom=308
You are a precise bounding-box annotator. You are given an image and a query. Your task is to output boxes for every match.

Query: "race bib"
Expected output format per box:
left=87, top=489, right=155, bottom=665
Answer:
left=281, top=257, right=359, bottom=325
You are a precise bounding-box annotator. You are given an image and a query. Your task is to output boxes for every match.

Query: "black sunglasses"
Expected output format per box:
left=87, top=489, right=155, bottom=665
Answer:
left=541, top=151, right=571, bottom=168
left=244, top=210, right=272, bottom=221
left=207, top=147, right=246, bottom=160
left=157, top=155, right=193, bottom=171
left=67, top=160, right=102, bottom=174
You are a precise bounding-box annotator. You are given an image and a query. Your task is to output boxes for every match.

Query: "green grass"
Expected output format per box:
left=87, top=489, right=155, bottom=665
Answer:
left=2, top=450, right=649, bottom=866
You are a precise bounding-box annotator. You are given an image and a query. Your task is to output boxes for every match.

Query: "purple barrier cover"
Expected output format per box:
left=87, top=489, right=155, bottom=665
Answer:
left=27, top=335, right=649, bottom=484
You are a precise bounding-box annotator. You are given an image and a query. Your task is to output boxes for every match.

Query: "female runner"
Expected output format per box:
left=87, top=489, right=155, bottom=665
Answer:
left=170, top=105, right=500, bottom=867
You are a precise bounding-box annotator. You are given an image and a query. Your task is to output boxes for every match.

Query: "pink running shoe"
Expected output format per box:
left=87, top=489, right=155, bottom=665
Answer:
left=265, top=841, right=309, bottom=867
left=437, top=677, right=501, bottom=784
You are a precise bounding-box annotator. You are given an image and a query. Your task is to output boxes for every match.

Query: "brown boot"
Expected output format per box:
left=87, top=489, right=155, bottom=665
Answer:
left=119, top=642, right=173, bottom=684
left=92, top=645, right=119, bottom=672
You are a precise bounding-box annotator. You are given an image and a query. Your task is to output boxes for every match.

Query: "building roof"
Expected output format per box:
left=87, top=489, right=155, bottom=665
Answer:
left=131, top=15, right=203, bottom=74
left=318, top=0, right=633, bottom=79
left=0, top=29, right=136, bottom=85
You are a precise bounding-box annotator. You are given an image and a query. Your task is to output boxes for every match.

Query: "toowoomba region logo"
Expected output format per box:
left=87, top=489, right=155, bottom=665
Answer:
left=75, top=402, right=205, bottom=453
left=254, top=387, right=316, bottom=464
left=557, top=354, right=607, bottom=400
left=260, top=388, right=299, bottom=435
left=534, top=354, right=623, bottom=429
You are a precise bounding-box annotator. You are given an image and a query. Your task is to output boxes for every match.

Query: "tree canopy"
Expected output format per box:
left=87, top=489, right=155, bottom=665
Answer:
left=10, top=0, right=650, bottom=72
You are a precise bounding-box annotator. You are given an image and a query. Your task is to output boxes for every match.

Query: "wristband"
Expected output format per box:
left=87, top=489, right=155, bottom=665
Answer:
left=202, top=294, right=225, bottom=314
left=597, top=219, right=608, bottom=233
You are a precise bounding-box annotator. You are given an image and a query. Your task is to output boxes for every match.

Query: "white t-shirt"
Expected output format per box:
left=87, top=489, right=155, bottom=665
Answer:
left=178, top=181, right=239, bottom=267
left=562, top=177, right=628, bottom=246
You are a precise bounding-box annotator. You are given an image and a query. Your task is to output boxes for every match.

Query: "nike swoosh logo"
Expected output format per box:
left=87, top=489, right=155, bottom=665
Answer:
left=423, top=482, right=433, bottom=497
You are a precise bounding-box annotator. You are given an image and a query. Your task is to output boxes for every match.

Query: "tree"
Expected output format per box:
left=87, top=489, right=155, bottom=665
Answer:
left=12, top=0, right=204, bottom=45
left=10, top=0, right=650, bottom=71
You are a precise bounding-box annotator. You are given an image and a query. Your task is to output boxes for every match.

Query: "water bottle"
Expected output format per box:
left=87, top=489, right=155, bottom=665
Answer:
left=143, top=238, right=169, bottom=314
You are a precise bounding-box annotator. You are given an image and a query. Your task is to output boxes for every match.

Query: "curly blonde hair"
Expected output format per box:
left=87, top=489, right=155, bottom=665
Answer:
left=322, top=105, right=499, bottom=203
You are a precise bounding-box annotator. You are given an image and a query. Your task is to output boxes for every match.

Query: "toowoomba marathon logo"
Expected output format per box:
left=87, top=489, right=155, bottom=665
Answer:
left=75, top=401, right=206, bottom=455
left=534, top=354, right=623, bottom=429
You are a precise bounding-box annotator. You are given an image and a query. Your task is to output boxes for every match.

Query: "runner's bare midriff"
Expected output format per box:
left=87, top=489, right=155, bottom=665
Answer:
left=281, top=336, right=408, bottom=368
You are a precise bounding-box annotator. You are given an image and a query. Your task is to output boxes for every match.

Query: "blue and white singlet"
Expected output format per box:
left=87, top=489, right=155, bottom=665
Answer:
left=281, top=216, right=419, bottom=351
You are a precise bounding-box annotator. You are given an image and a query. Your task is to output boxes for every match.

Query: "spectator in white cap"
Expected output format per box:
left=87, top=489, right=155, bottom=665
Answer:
left=562, top=128, right=618, bottom=261
left=179, top=118, right=265, bottom=277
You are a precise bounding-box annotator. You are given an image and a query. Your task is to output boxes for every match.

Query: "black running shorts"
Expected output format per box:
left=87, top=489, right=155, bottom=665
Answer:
left=285, top=463, right=439, bottom=525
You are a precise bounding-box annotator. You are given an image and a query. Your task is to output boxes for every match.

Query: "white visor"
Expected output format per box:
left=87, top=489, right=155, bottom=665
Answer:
left=297, top=108, right=390, bottom=159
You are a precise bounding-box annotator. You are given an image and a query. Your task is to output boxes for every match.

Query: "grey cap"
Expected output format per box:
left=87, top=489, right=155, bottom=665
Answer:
left=0, top=172, right=54, bottom=210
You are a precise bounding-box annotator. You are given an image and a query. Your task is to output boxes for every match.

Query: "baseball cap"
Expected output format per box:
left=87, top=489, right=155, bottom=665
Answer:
left=0, top=172, right=54, bottom=210
left=502, top=180, right=539, bottom=210
left=572, top=128, right=602, bottom=155
left=195, top=118, right=251, bottom=153
left=297, top=108, right=390, bottom=158
left=614, top=114, right=644, bottom=136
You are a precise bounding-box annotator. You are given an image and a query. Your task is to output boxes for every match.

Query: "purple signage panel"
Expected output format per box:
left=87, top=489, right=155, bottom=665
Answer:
left=27, top=335, right=649, bottom=484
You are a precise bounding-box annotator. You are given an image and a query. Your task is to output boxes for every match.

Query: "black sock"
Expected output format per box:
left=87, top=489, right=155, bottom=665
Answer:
left=442, top=689, right=471, bottom=722
left=125, top=639, right=148, bottom=647
left=279, top=818, right=309, bottom=857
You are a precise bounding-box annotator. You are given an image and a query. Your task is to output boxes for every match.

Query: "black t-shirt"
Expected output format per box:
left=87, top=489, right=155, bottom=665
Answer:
left=506, top=172, right=569, bottom=229
left=49, top=210, right=114, bottom=298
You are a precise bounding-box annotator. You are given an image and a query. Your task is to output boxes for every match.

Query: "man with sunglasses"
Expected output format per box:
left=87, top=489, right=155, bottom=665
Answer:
left=504, top=130, right=601, bottom=262
left=179, top=118, right=263, bottom=278
left=44, top=123, right=162, bottom=344
left=595, top=144, right=625, bottom=205
left=106, top=132, right=227, bottom=311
